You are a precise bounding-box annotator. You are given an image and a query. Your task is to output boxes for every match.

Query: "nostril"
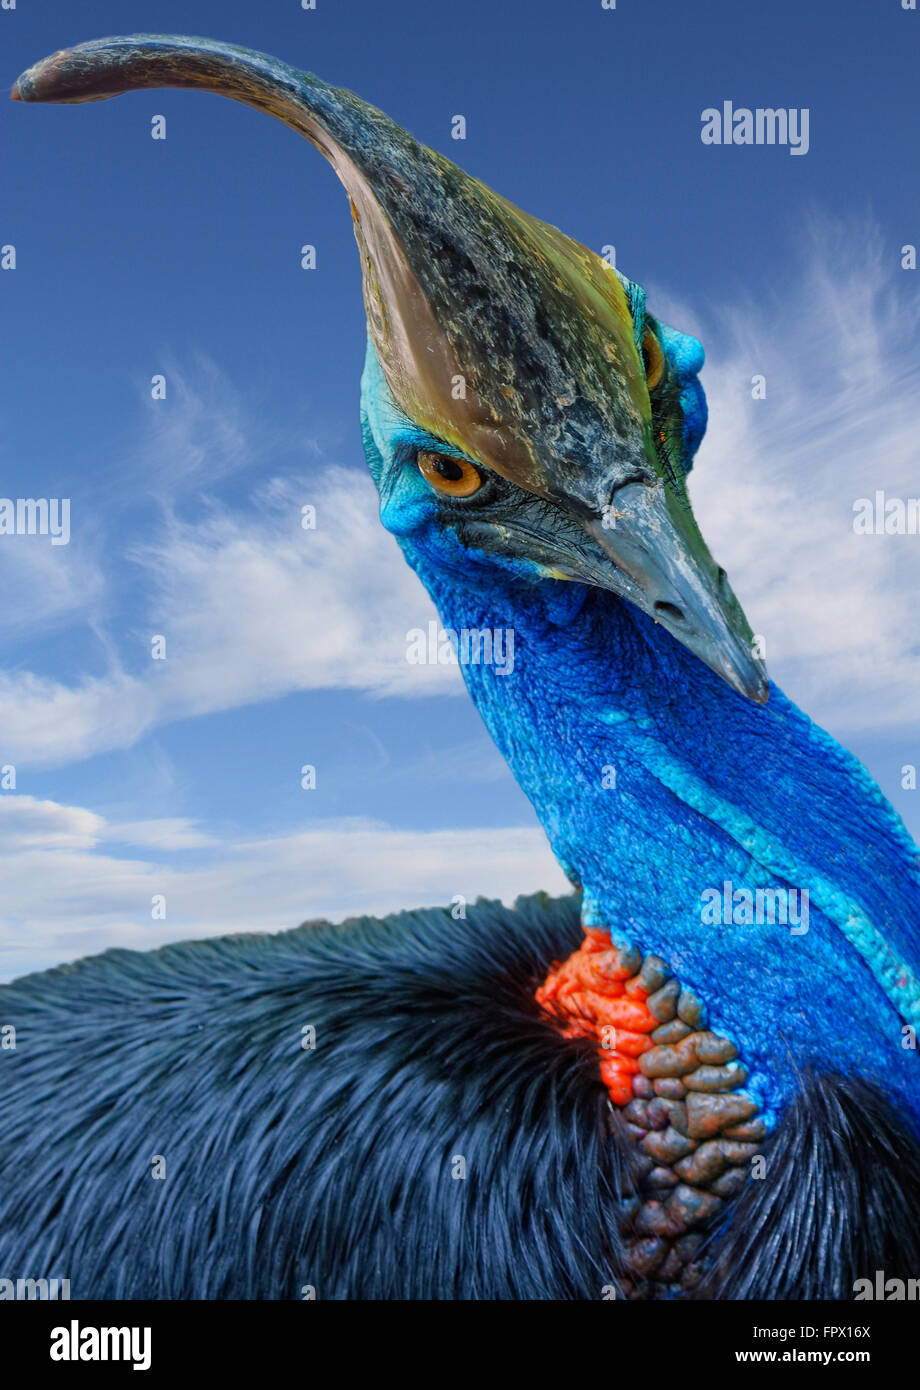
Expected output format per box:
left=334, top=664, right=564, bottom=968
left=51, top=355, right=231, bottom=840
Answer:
left=654, top=600, right=686, bottom=625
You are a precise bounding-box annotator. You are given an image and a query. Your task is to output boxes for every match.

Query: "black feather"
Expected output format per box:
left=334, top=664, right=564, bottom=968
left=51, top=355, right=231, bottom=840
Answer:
left=0, top=891, right=639, bottom=1300
left=5, top=896, right=917, bottom=1299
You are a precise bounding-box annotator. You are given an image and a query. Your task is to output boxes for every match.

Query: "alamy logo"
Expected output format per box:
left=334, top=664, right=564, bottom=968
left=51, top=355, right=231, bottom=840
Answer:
left=406, top=621, right=515, bottom=676
left=853, top=1270, right=920, bottom=1300
left=700, top=879, right=809, bottom=935
left=50, top=1320, right=151, bottom=1371
left=0, top=1276, right=70, bottom=1299
left=0, top=497, right=70, bottom=545
left=701, top=102, right=810, bottom=155
left=852, top=491, right=920, bottom=535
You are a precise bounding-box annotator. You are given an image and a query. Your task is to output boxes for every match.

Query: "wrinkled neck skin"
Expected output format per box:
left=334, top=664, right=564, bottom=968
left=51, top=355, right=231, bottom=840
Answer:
left=361, top=346, right=920, bottom=1131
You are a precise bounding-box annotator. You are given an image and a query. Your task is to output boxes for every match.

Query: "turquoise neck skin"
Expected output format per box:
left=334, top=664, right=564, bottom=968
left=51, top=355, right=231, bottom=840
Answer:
left=360, top=342, right=920, bottom=1130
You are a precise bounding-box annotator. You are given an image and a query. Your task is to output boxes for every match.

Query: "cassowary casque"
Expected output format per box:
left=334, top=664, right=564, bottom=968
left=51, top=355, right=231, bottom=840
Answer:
left=3, top=35, right=920, bottom=1301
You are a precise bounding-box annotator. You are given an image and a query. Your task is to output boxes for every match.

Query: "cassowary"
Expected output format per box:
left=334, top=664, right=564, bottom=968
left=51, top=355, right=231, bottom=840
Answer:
left=4, top=35, right=920, bottom=1302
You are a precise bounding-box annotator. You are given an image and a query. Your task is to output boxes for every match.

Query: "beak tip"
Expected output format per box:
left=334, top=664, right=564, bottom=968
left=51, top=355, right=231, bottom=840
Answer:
left=731, top=663, right=770, bottom=706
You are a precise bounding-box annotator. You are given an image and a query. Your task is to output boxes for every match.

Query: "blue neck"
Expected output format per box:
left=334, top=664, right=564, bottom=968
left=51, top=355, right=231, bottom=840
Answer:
left=404, top=546, right=920, bottom=1126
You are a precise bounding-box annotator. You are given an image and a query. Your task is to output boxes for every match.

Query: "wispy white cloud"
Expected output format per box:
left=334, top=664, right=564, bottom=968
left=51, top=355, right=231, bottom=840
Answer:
left=0, top=668, right=155, bottom=767
left=103, top=818, right=219, bottom=851
left=654, top=215, right=920, bottom=733
left=0, top=465, right=460, bottom=770
left=0, top=796, right=214, bottom=854
left=135, top=354, right=266, bottom=497
left=0, top=531, right=107, bottom=642
left=0, top=794, right=569, bottom=980
left=0, top=794, right=104, bottom=851
left=134, top=468, right=460, bottom=711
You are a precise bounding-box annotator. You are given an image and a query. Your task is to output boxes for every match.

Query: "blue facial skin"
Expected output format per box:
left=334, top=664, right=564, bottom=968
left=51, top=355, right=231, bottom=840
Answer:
left=360, top=340, right=920, bottom=1136
left=656, top=320, right=708, bottom=468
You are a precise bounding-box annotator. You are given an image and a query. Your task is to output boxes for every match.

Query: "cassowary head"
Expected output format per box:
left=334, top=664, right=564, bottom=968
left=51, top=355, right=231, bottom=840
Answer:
left=14, top=33, right=768, bottom=702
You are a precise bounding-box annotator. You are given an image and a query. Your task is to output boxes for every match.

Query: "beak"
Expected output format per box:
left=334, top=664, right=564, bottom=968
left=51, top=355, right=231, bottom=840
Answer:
left=583, top=486, right=769, bottom=702
left=460, top=483, right=768, bottom=703
left=13, top=33, right=768, bottom=704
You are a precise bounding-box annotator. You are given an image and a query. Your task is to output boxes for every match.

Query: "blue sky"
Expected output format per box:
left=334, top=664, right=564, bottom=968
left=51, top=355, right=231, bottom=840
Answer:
left=1, top=0, right=918, bottom=976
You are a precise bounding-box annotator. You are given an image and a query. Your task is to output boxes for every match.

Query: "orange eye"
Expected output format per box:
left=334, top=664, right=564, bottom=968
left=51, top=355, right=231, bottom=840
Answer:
left=642, top=326, right=665, bottom=391
left=417, top=449, right=482, bottom=498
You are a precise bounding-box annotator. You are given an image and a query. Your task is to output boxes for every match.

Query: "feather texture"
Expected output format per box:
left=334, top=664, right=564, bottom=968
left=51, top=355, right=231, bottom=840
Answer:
left=0, top=893, right=641, bottom=1300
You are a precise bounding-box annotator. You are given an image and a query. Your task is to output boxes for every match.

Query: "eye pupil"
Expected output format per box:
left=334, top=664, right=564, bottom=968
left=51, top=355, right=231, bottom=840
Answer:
left=417, top=449, right=482, bottom=498
left=431, top=456, right=463, bottom=482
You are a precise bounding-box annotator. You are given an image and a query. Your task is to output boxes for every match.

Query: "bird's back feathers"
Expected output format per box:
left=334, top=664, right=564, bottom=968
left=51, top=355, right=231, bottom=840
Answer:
left=1, top=893, right=917, bottom=1299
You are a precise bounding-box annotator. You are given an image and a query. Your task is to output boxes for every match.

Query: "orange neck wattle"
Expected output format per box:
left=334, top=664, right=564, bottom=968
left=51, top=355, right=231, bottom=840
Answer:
left=535, top=928, right=658, bottom=1106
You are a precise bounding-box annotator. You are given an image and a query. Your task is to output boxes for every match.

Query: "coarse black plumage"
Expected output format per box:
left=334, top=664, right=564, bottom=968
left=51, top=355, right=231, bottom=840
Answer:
left=3, top=892, right=919, bottom=1300
left=0, top=892, right=641, bottom=1300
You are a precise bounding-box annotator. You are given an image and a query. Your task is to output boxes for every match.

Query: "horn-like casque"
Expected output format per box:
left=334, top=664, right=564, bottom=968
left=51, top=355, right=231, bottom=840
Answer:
left=13, top=34, right=657, bottom=509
